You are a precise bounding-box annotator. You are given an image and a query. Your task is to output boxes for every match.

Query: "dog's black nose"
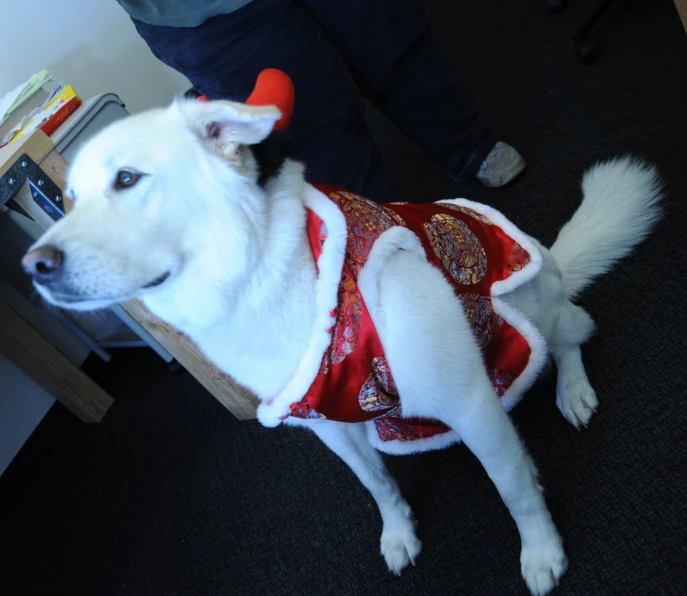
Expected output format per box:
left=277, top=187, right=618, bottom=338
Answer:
left=22, top=246, right=64, bottom=283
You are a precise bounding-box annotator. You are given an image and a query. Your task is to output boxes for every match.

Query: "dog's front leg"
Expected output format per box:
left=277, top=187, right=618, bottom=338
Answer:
left=376, top=247, right=567, bottom=594
left=301, top=419, right=422, bottom=575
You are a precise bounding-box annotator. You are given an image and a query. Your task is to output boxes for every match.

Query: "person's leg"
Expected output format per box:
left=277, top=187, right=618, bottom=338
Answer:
left=303, top=0, right=521, bottom=185
left=131, top=0, right=393, bottom=200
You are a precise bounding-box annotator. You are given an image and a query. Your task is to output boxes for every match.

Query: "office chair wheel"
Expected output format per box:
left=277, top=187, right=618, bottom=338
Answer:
left=573, top=36, right=601, bottom=64
left=547, top=0, right=568, bottom=14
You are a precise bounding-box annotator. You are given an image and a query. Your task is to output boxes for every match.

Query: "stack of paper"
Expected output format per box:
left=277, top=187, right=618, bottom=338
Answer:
left=0, top=70, right=82, bottom=148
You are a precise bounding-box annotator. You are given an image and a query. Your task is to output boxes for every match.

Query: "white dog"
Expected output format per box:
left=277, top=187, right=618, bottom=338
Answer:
left=23, top=99, right=661, bottom=595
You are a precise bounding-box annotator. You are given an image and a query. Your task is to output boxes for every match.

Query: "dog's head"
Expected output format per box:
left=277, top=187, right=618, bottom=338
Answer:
left=22, top=100, right=283, bottom=311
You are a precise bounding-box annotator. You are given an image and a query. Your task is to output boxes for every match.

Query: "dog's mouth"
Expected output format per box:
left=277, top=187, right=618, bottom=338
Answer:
left=36, top=271, right=172, bottom=310
left=142, top=271, right=170, bottom=289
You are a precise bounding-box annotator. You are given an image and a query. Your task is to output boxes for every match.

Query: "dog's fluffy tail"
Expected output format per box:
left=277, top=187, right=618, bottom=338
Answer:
left=550, top=157, right=662, bottom=300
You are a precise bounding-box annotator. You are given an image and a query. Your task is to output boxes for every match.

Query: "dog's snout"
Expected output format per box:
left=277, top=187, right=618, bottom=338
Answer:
left=22, top=245, right=64, bottom=283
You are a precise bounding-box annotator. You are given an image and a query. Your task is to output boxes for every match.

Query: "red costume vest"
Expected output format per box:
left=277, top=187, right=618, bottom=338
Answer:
left=278, top=186, right=545, bottom=453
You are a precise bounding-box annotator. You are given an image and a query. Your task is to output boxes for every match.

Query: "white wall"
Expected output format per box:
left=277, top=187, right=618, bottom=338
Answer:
left=1, top=0, right=190, bottom=475
left=0, top=0, right=190, bottom=113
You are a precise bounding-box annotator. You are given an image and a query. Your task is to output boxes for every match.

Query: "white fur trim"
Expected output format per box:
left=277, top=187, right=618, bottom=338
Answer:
left=491, top=296, right=548, bottom=411
left=366, top=421, right=462, bottom=455
left=256, top=184, right=348, bottom=427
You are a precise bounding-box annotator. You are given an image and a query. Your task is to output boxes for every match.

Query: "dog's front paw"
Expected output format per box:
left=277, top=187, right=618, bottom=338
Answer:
left=556, top=375, right=598, bottom=429
left=521, top=538, right=568, bottom=596
left=380, top=524, right=422, bottom=576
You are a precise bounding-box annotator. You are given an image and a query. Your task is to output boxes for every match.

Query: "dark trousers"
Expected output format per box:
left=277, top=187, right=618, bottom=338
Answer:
left=133, top=0, right=496, bottom=202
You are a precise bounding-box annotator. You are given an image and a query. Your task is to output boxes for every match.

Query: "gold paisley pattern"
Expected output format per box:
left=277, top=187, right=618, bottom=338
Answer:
left=330, top=192, right=403, bottom=276
left=320, top=269, right=363, bottom=374
left=437, top=202, right=494, bottom=224
left=289, top=400, right=326, bottom=420
left=424, top=214, right=487, bottom=285
left=374, top=418, right=426, bottom=442
left=358, top=356, right=401, bottom=415
left=488, top=369, right=515, bottom=397
left=458, top=293, right=504, bottom=350
left=381, top=205, right=407, bottom=226
left=508, top=242, right=531, bottom=272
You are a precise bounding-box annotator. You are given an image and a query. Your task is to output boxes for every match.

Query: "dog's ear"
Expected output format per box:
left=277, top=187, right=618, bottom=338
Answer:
left=172, top=99, right=282, bottom=161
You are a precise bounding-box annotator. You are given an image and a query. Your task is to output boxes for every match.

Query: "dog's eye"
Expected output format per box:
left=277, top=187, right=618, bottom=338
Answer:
left=114, top=170, right=141, bottom=190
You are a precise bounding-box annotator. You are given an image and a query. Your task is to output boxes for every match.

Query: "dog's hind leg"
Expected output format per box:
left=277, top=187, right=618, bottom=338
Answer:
left=550, top=302, right=598, bottom=429
left=499, top=244, right=599, bottom=429
left=295, top=419, right=422, bottom=575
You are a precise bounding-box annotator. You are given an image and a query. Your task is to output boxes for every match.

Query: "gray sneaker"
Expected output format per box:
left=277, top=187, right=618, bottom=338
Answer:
left=475, top=142, right=526, bottom=188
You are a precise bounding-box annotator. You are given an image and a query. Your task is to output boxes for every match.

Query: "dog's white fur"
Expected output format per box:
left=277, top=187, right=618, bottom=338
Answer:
left=27, top=99, right=662, bottom=596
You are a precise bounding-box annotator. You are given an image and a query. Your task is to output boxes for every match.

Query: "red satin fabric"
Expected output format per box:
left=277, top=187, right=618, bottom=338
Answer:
left=290, top=187, right=533, bottom=444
